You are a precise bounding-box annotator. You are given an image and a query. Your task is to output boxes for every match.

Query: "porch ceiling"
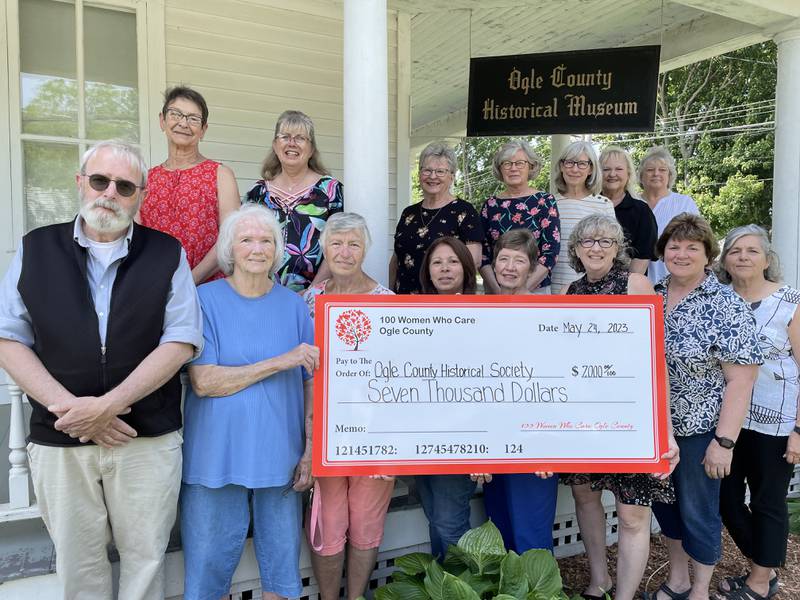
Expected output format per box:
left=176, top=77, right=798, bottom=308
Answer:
left=388, top=0, right=800, bottom=141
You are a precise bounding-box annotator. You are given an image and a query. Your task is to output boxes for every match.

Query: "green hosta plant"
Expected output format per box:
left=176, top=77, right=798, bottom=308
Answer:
left=358, top=520, right=594, bottom=600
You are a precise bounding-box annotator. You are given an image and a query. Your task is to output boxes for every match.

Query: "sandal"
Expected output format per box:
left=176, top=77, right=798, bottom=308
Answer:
left=715, top=583, right=769, bottom=600
left=642, top=582, right=691, bottom=600
left=718, top=573, right=779, bottom=598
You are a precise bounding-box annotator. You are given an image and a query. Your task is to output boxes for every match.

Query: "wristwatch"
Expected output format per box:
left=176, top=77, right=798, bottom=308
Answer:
left=793, top=425, right=800, bottom=435
left=714, top=434, right=736, bottom=449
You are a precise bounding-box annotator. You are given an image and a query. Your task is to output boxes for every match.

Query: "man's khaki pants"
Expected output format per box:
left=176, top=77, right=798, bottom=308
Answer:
left=28, top=431, right=182, bottom=600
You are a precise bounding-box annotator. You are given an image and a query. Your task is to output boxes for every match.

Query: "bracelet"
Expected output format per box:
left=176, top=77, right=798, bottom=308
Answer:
left=793, top=425, right=800, bottom=435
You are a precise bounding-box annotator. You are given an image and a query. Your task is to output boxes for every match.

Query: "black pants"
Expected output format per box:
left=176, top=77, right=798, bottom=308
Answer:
left=719, top=428, right=795, bottom=568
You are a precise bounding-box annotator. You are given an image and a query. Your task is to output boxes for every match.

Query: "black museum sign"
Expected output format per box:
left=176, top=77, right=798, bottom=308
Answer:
left=467, top=45, right=660, bottom=136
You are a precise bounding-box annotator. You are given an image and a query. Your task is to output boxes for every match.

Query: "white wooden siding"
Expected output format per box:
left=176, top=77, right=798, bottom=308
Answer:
left=163, top=0, right=401, bottom=232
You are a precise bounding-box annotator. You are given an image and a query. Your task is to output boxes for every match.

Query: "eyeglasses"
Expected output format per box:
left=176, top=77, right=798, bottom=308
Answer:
left=164, top=108, right=203, bottom=127
left=275, top=133, right=310, bottom=145
left=84, top=174, right=142, bottom=197
left=420, top=168, right=451, bottom=177
left=578, top=238, right=616, bottom=249
left=500, top=160, right=531, bottom=170
left=562, top=159, right=591, bottom=170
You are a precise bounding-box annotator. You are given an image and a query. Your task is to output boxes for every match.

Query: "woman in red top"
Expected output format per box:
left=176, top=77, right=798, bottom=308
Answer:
left=138, top=86, right=240, bottom=284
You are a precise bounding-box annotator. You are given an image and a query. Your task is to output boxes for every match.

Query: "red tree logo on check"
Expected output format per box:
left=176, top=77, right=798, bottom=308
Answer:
left=335, top=309, right=372, bottom=350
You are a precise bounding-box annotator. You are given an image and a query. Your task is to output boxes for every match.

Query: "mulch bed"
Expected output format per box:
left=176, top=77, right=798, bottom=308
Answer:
left=558, top=531, right=800, bottom=598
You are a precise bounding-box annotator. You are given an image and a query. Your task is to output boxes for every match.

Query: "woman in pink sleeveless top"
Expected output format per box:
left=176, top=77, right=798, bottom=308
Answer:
left=139, top=86, right=240, bottom=284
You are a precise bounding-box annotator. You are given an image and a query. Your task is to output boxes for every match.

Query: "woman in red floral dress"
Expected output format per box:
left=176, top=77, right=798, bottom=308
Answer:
left=138, top=86, right=240, bottom=284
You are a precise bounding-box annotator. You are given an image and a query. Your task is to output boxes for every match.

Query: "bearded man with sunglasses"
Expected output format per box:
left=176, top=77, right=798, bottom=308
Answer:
left=0, top=140, right=203, bottom=599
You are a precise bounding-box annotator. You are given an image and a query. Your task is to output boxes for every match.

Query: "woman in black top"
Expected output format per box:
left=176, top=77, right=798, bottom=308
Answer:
left=390, top=142, right=483, bottom=294
left=599, top=145, right=657, bottom=275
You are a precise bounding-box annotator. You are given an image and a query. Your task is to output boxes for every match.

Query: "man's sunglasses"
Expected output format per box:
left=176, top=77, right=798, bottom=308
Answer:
left=84, top=174, right=142, bottom=197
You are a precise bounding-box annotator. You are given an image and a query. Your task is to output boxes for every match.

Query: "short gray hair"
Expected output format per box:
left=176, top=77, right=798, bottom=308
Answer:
left=553, top=140, right=601, bottom=196
left=80, top=140, right=147, bottom=188
left=218, top=204, right=285, bottom=277
left=714, top=224, right=782, bottom=284
left=599, top=145, right=639, bottom=197
left=567, top=214, right=631, bottom=273
left=492, top=139, right=543, bottom=182
left=320, top=212, right=372, bottom=251
left=418, top=141, right=457, bottom=174
left=638, top=146, right=677, bottom=190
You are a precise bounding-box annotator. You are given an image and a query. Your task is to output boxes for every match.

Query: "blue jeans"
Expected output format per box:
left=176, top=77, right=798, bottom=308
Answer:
left=482, top=473, right=558, bottom=553
left=652, top=431, right=722, bottom=565
left=415, top=475, right=477, bottom=559
left=180, top=483, right=302, bottom=599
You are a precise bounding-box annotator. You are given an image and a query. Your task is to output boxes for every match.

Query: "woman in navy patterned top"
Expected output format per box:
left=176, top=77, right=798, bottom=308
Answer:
left=646, top=213, right=762, bottom=600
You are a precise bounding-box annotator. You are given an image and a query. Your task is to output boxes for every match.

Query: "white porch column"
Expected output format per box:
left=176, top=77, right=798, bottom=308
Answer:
left=343, top=0, right=389, bottom=284
left=772, top=29, right=800, bottom=288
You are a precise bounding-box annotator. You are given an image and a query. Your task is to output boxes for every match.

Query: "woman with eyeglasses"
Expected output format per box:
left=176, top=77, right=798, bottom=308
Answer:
left=245, top=110, right=344, bottom=293
left=139, top=86, right=240, bottom=284
left=638, top=146, right=699, bottom=285
left=562, top=214, right=679, bottom=600
left=479, top=140, right=560, bottom=294
left=390, top=141, right=483, bottom=294
left=549, top=140, right=615, bottom=294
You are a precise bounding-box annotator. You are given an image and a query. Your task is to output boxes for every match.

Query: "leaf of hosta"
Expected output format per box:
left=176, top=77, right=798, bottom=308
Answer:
left=441, top=573, right=482, bottom=600
left=457, top=520, right=507, bottom=575
left=443, top=544, right=471, bottom=574
left=390, top=571, right=421, bottom=584
left=499, top=550, right=529, bottom=597
left=396, top=552, right=435, bottom=575
left=520, top=549, right=563, bottom=599
left=374, top=584, right=402, bottom=600
left=423, top=559, right=445, bottom=600
left=458, top=569, right=498, bottom=597
left=374, top=580, right=429, bottom=600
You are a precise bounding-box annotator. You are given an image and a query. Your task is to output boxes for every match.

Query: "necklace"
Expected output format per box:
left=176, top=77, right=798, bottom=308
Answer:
left=418, top=201, right=449, bottom=237
left=163, top=156, right=203, bottom=170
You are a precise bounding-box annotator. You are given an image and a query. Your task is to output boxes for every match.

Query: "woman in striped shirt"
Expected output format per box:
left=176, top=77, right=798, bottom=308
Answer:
left=549, top=140, right=615, bottom=294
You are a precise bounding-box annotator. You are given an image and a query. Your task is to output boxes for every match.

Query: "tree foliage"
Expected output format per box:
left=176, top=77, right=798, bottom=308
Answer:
left=609, top=41, right=776, bottom=236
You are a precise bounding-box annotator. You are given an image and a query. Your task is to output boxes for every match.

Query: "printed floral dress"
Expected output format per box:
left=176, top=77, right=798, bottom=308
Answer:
left=479, top=192, right=560, bottom=289
left=562, top=268, right=675, bottom=506
left=393, top=198, right=483, bottom=294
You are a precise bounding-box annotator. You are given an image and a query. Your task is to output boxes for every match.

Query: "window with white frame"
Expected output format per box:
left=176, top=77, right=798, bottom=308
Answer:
left=18, top=0, right=141, bottom=231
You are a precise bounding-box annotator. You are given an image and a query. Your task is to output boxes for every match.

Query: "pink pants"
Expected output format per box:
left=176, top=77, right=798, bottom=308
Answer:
left=307, top=476, right=394, bottom=555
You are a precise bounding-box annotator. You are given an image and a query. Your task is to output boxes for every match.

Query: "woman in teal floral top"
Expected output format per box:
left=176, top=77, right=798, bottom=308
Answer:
left=246, top=110, right=343, bottom=292
left=479, top=140, right=560, bottom=294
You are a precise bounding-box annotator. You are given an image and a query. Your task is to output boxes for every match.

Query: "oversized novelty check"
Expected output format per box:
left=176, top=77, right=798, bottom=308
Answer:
left=312, top=295, right=669, bottom=476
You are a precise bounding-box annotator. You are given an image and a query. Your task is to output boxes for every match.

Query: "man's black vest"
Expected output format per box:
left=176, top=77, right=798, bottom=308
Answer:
left=18, top=220, right=183, bottom=446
